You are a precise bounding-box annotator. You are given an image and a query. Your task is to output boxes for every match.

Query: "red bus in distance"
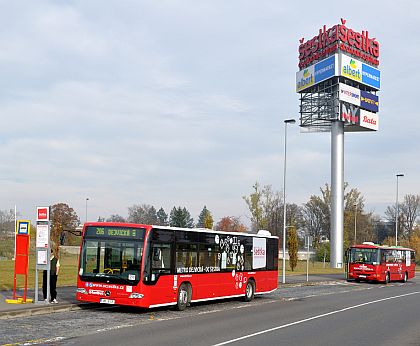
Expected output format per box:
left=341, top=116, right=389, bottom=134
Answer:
left=345, top=242, right=416, bottom=284
left=76, top=222, right=279, bottom=310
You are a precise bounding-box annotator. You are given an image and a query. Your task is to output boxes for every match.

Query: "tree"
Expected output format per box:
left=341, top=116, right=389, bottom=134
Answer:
left=106, top=214, right=126, bottom=222
left=407, top=229, right=420, bottom=264
left=169, top=207, right=194, bottom=228
left=156, top=207, right=169, bottom=226
left=50, top=203, right=79, bottom=253
left=197, top=206, right=214, bottom=229
left=287, top=226, right=298, bottom=271
left=128, top=204, right=158, bottom=224
left=302, top=195, right=329, bottom=244
left=400, top=195, right=420, bottom=239
left=302, top=183, right=376, bottom=247
left=243, top=182, right=267, bottom=231
left=215, top=216, right=247, bottom=233
left=243, top=182, right=298, bottom=236
left=0, top=209, right=15, bottom=237
left=204, top=212, right=214, bottom=229
left=315, top=242, right=330, bottom=262
left=385, top=194, right=420, bottom=240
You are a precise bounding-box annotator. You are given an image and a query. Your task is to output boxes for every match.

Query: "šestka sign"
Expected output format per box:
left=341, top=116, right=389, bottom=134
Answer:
left=298, top=18, right=380, bottom=69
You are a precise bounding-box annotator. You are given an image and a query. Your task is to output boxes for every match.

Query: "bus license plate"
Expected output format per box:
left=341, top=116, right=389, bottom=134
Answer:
left=100, top=298, right=115, bottom=304
left=359, top=275, right=366, bottom=278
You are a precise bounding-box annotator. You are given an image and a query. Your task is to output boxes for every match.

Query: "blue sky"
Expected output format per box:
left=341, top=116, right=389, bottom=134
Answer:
left=1, top=1, right=418, bottom=225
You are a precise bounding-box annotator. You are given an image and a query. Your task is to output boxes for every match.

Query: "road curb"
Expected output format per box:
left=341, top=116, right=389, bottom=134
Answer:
left=278, top=280, right=346, bottom=288
left=0, top=303, right=82, bottom=320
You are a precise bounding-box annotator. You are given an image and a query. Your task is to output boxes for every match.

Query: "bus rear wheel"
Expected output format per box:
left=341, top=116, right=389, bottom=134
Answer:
left=402, top=272, right=408, bottom=283
left=244, top=280, right=255, bottom=302
left=385, top=272, right=390, bottom=284
left=176, top=283, right=190, bottom=311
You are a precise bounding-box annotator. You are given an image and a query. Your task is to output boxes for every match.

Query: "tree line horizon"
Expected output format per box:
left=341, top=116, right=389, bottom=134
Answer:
left=1, top=181, right=419, bottom=260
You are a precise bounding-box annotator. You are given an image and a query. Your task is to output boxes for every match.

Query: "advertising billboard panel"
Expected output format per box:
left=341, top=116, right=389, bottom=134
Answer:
left=297, top=53, right=381, bottom=92
left=296, top=65, right=314, bottom=92
left=339, top=83, right=360, bottom=106
left=340, top=54, right=380, bottom=90
left=362, top=63, right=381, bottom=90
left=314, top=55, right=337, bottom=84
left=359, top=109, right=378, bottom=130
left=340, top=102, right=360, bottom=125
left=339, top=83, right=379, bottom=112
left=360, top=90, right=379, bottom=112
left=339, top=102, right=378, bottom=131
left=296, top=55, right=338, bottom=92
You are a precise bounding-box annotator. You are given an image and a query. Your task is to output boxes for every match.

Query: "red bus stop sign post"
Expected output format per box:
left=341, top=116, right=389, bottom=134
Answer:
left=35, top=206, right=51, bottom=304
left=5, top=220, right=33, bottom=304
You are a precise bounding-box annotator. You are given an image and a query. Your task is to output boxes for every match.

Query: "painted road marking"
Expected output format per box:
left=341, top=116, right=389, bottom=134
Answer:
left=212, top=291, right=420, bottom=346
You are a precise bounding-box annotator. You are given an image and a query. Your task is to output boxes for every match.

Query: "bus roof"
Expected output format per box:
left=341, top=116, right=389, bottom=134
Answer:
left=350, top=243, right=414, bottom=252
left=82, top=222, right=279, bottom=239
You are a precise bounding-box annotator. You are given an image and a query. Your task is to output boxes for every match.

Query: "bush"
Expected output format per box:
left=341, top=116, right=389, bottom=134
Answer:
left=315, top=242, right=330, bottom=262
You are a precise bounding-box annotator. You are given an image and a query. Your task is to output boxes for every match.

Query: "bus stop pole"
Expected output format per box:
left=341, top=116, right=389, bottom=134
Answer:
left=306, top=236, right=309, bottom=282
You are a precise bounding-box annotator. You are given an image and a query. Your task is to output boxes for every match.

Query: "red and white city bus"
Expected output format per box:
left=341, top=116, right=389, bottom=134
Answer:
left=345, top=242, right=416, bottom=283
left=76, top=222, right=279, bottom=310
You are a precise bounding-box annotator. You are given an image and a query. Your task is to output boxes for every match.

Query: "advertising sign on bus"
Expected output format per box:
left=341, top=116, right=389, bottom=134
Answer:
left=76, top=223, right=279, bottom=310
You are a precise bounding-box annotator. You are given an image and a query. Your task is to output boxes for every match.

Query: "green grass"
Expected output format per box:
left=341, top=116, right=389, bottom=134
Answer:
left=0, top=237, right=15, bottom=259
left=0, top=252, right=79, bottom=291
left=279, top=260, right=345, bottom=276
left=1, top=255, right=417, bottom=290
left=0, top=256, right=342, bottom=290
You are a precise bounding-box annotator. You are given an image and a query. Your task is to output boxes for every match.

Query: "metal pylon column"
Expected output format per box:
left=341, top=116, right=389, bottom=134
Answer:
left=330, top=120, right=344, bottom=268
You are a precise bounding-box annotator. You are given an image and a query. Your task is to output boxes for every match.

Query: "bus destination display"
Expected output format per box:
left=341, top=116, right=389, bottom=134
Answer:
left=85, top=226, right=144, bottom=239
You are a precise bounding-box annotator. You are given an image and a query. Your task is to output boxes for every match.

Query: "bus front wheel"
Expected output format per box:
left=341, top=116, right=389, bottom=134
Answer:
left=244, top=280, right=255, bottom=302
left=402, top=272, right=408, bottom=283
left=385, top=272, right=390, bottom=284
left=176, top=283, right=189, bottom=311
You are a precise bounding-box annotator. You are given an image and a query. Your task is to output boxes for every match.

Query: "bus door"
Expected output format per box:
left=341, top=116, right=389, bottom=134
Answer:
left=344, top=248, right=350, bottom=279
left=143, top=241, right=174, bottom=305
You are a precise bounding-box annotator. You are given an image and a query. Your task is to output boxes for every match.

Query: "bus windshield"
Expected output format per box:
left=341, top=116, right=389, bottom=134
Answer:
left=349, top=248, right=379, bottom=264
left=79, top=226, right=145, bottom=285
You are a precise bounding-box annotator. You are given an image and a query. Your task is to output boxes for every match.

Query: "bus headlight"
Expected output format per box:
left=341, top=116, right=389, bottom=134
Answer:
left=129, top=293, right=144, bottom=299
left=77, top=288, right=88, bottom=294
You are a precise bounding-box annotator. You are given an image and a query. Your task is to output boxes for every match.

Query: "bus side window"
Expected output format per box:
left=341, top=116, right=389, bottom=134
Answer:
left=381, top=251, right=386, bottom=263
left=143, top=243, right=172, bottom=284
left=151, top=243, right=172, bottom=279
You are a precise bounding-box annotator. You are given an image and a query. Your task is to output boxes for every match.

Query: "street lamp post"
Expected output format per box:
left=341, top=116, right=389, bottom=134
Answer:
left=395, top=174, right=404, bottom=246
left=354, top=203, right=357, bottom=245
left=85, top=198, right=89, bottom=223
left=282, top=118, right=296, bottom=284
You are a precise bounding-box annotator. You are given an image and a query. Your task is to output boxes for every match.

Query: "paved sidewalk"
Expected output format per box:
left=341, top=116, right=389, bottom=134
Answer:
left=0, top=286, right=81, bottom=319
left=0, top=274, right=344, bottom=319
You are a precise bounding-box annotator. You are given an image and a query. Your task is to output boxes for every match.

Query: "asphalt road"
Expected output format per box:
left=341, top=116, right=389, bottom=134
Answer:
left=1, top=278, right=419, bottom=346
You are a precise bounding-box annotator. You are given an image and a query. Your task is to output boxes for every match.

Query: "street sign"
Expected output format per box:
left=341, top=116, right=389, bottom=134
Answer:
left=36, top=207, right=49, bottom=222
left=17, top=220, right=30, bottom=235
left=35, top=206, right=51, bottom=303
left=36, top=224, right=49, bottom=248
